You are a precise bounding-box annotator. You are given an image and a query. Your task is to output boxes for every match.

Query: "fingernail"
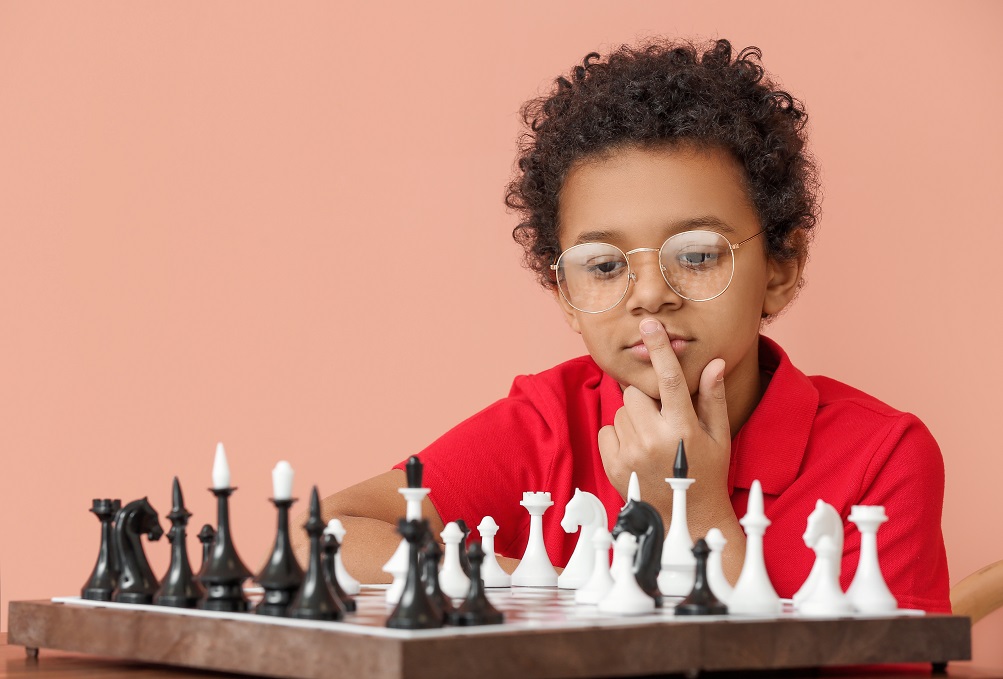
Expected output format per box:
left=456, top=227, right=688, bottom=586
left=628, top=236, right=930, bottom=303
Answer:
left=716, top=361, right=726, bottom=382
left=640, top=319, right=660, bottom=335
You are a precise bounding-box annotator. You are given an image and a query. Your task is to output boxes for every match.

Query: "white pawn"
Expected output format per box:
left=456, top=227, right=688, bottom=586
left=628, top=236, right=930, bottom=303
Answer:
left=477, top=516, right=511, bottom=588
left=325, top=519, right=361, bottom=595
left=798, top=535, right=853, bottom=617
left=705, top=528, right=733, bottom=605
left=793, top=500, right=843, bottom=608
left=575, top=529, right=614, bottom=605
left=438, top=521, right=471, bottom=599
left=558, top=489, right=607, bottom=590
left=598, top=533, right=655, bottom=615
left=729, top=480, right=781, bottom=615
left=511, top=492, right=558, bottom=587
left=846, top=505, right=897, bottom=613
left=383, top=550, right=408, bottom=604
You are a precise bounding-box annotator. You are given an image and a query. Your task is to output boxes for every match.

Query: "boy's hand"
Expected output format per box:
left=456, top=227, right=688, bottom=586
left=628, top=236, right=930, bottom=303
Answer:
left=598, top=318, right=732, bottom=519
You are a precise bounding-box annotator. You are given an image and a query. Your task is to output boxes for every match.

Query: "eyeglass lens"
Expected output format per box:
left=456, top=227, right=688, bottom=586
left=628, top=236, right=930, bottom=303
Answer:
left=556, top=230, right=736, bottom=312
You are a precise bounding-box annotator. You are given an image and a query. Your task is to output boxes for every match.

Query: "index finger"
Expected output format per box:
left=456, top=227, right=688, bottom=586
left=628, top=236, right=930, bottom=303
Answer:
left=639, top=317, right=694, bottom=422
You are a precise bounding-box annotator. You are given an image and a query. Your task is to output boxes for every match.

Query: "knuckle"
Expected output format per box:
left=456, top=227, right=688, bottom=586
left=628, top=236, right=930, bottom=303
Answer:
left=658, top=371, right=685, bottom=392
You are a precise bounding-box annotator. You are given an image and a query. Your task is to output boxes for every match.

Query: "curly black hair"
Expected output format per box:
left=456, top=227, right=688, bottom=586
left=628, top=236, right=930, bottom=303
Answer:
left=505, top=38, right=820, bottom=292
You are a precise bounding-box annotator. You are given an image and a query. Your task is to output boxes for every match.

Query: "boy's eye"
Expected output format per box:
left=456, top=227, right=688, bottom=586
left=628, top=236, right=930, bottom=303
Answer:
left=584, top=258, right=627, bottom=277
left=676, top=250, right=721, bottom=268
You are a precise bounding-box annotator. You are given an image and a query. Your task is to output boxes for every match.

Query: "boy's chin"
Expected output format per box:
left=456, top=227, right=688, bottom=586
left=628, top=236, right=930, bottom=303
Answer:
left=623, top=373, right=699, bottom=403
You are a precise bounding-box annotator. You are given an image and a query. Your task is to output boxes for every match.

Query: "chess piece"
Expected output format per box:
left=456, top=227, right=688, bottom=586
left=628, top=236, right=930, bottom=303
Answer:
left=675, top=539, right=728, bottom=616
left=575, top=529, right=614, bottom=605
left=288, top=487, right=346, bottom=621
left=558, top=489, right=608, bottom=590
left=612, top=499, right=664, bottom=606
left=449, top=542, right=504, bottom=626
left=511, top=492, right=558, bottom=587
left=113, top=497, right=164, bottom=604
left=421, top=535, right=454, bottom=622
left=383, top=456, right=431, bottom=604
left=325, top=519, right=361, bottom=595
left=197, top=524, right=216, bottom=571
left=728, top=480, right=781, bottom=615
left=322, top=533, right=357, bottom=612
left=455, top=519, right=473, bottom=577
left=846, top=505, right=897, bottom=613
left=438, top=521, right=471, bottom=598
left=81, top=498, right=122, bottom=601
left=658, top=440, right=696, bottom=597
left=793, top=500, right=843, bottom=608
left=254, top=462, right=304, bottom=616
left=155, top=478, right=205, bottom=608
left=387, top=519, right=442, bottom=629
left=704, top=528, right=733, bottom=605
left=476, top=516, right=511, bottom=588
left=627, top=471, right=641, bottom=502
left=798, top=535, right=853, bottom=617
left=198, top=443, right=254, bottom=612
left=598, top=533, right=655, bottom=615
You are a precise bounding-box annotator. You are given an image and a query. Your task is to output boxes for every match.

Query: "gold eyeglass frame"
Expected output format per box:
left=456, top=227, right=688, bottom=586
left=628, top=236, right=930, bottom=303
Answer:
left=550, top=229, right=766, bottom=314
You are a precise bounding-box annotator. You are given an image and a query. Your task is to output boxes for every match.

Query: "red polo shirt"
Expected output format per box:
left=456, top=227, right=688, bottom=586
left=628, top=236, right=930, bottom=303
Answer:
left=395, top=336, right=951, bottom=613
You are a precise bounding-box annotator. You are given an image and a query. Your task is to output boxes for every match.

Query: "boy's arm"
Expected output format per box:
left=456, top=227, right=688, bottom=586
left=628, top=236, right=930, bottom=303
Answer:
left=288, top=469, right=443, bottom=583
left=296, top=469, right=523, bottom=583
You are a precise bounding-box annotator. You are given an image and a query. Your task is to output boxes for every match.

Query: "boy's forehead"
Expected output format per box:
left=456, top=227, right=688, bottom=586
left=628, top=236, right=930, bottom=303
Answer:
left=557, top=145, right=757, bottom=246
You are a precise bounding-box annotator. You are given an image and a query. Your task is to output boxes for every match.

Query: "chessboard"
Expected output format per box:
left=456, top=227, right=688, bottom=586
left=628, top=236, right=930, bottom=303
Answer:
left=8, top=587, right=971, bottom=679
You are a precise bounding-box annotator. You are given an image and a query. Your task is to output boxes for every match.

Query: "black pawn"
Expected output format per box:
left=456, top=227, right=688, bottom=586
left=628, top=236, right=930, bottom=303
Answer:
left=404, top=455, right=423, bottom=488
left=455, top=519, right=472, bottom=577
left=155, top=478, right=205, bottom=607
left=421, top=534, right=453, bottom=622
left=254, top=494, right=304, bottom=616
left=387, top=519, right=442, bottom=629
left=675, top=539, right=728, bottom=616
left=288, top=487, right=345, bottom=621
left=82, top=498, right=122, bottom=601
left=448, top=542, right=504, bottom=626
left=198, top=484, right=253, bottom=612
left=197, top=524, right=216, bottom=570
left=673, top=439, right=688, bottom=479
left=322, top=532, right=357, bottom=612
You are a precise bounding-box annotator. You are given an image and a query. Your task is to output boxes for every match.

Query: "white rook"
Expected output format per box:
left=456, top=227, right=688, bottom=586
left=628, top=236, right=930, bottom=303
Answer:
left=511, top=492, right=558, bottom=587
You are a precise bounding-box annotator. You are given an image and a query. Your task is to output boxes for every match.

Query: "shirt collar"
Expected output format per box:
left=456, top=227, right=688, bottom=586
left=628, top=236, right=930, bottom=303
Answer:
left=729, top=335, right=818, bottom=496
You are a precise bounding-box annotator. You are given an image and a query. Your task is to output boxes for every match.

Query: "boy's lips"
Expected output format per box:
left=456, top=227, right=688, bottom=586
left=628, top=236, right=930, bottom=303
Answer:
left=626, top=335, right=692, bottom=360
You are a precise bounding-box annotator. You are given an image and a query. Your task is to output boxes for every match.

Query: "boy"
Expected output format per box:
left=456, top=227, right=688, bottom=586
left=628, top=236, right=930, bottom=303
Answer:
left=318, top=39, right=950, bottom=612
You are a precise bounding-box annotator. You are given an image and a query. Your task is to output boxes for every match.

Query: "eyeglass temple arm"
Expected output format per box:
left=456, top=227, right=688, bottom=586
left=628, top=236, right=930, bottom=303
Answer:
left=731, top=229, right=766, bottom=250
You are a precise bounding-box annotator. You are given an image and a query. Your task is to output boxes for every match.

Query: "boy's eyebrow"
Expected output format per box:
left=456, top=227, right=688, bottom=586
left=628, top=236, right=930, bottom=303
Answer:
left=571, top=216, right=736, bottom=246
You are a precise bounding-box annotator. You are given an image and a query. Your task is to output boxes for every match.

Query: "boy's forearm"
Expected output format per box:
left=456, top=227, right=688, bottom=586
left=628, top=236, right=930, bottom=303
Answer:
left=321, top=515, right=399, bottom=585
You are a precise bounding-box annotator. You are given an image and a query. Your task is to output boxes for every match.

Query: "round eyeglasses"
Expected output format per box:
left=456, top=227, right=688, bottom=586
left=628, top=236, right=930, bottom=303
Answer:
left=550, top=229, right=765, bottom=314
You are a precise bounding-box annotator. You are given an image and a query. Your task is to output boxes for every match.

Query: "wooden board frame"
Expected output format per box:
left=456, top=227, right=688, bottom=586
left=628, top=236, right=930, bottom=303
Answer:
left=8, top=598, right=971, bottom=679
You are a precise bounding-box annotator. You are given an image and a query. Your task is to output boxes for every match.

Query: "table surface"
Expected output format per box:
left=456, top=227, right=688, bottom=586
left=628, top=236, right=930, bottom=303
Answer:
left=3, top=633, right=1001, bottom=679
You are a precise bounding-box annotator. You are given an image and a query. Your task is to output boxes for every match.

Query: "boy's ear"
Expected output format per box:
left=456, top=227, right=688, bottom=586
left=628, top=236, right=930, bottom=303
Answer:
left=762, top=252, right=806, bottom=317
left=553, top=288, right=582, bottom=334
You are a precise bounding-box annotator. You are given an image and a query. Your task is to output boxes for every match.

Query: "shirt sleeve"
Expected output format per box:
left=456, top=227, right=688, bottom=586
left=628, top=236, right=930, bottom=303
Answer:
left=844, top=414, right=951, bottom=613
left=392, top=380, right=563, bottom=558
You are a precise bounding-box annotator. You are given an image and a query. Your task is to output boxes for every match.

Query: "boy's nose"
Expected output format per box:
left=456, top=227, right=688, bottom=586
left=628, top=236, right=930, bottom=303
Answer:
left=625, top=254, right=683, bottom=313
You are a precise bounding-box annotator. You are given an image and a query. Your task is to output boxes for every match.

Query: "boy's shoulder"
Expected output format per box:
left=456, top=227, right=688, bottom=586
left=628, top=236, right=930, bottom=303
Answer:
left=509, top=355, right=605, bottom=397
left=809, top=374, right=914, bottom=420
left=763, top=336, right=921, bottom=426
left=506, top=355, right=618, bottom=426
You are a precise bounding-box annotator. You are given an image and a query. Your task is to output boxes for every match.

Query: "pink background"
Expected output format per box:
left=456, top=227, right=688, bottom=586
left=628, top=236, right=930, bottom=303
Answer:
left=2, top=0, right=1001, bottom=667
